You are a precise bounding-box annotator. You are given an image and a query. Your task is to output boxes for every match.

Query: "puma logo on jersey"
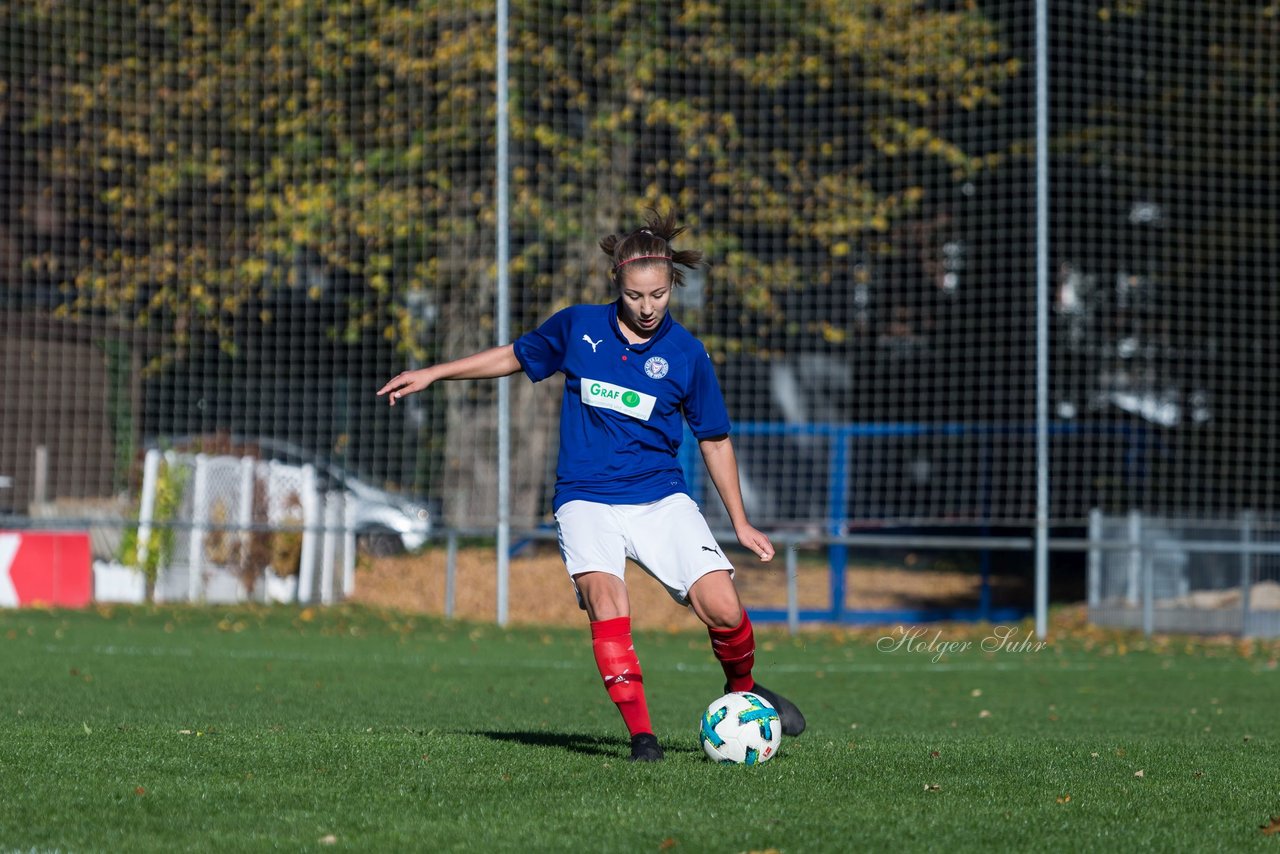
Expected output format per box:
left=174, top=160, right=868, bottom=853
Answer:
left=582, top=334, right=602, bottom=352
left=701, top=545, right=722, bottom=557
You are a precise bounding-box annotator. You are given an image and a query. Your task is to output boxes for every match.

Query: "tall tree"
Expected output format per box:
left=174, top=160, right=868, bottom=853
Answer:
left=4, top=0, right=1021, bottom=523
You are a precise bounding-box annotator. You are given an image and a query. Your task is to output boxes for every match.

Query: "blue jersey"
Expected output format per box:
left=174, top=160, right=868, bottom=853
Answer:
left=513, top=302, right=731, bottom=512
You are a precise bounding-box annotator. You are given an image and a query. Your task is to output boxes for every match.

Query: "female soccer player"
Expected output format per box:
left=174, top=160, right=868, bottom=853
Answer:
left=377, top=209, right=805, bottom=761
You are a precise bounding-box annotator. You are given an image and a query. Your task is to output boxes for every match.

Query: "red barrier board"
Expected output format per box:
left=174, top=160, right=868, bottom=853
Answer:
left=0, top=531, right=93, bottom=608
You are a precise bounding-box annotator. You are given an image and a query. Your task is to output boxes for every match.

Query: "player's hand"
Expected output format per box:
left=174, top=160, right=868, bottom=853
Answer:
left=377, top=369, right=432, bottom=406
left=734, top=523, right=775, bottom=562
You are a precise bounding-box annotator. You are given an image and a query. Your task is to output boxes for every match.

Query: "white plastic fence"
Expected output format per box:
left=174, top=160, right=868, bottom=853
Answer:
left=101, top=449, right=356, bottom=605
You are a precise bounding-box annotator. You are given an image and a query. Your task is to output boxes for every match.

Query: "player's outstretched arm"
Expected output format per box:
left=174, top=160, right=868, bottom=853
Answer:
left=377, top=344, right=522, bottom=406
left=699, top=435, right=775, bottom=562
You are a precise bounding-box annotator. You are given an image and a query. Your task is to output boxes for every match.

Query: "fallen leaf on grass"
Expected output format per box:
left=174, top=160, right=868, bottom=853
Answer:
left=659, top=839, right=678, bottom=850
left=134, top=786, right=146, bottom=796
left=929, top=750, right=941, bottom=758
left=978, top=710, right=992, bottom=719
left=1261, top=817, right=1280, bottom=836
left=1056, top=795, right=1071, bottom=804
left=1134, top=770, right=1145, bottom=778
left=924, top=783, right=941, bottom=792
left=82, top=722, right=92, bottom=735
left=319, top=834, right=337, bottom=845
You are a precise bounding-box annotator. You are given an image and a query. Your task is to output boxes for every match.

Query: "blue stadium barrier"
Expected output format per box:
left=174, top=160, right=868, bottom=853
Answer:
left=679, top=421, right=1150, bottom=625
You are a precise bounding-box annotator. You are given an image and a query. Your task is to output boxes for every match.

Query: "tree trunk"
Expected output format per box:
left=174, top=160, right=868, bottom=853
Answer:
left=441, top=373, right=561, bottom=529
left=436, top=237, right=562, bottom=530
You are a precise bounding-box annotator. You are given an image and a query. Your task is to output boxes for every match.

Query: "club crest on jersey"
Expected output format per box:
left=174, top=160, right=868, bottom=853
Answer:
left=643, top=356, right=669, bottom=379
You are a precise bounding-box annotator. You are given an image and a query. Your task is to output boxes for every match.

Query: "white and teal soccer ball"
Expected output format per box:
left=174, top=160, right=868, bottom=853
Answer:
left=699, top=691, right=782, bottom=765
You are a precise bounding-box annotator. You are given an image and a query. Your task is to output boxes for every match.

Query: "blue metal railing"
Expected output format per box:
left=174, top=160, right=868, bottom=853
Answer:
left=680, top=420, right=1150, bottom=624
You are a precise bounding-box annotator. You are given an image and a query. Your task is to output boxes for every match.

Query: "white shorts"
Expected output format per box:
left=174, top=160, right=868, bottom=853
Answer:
left=555, top=493, right=734, bottom=606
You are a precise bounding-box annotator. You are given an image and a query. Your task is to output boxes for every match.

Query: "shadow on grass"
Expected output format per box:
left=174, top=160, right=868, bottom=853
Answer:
left=469, top=729, right=700, bottom=759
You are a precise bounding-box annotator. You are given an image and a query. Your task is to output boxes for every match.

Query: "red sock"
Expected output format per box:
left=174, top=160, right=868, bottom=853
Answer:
left=709, top=609, right=756, bottom=693
left=590, top=616, right=652, bottom=737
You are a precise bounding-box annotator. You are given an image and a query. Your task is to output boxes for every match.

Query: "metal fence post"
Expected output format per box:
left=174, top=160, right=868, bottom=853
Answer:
left=320, top=493, right=339, bottom=605
left=32, top=445, right=48, bottom=506
left=342, top=495, right=357, bottom=600
left=1126, top=509, right=1142, bottom=607
left=445, top=530, right=458, bottom=620
left=826, top=430, right=851, bottom=622
left=1033, top=0, right=1051, bottom=640
left=1241, top=510, right=1255, bottom=637
left=786, top=542, right=799, bottom=636
left=494, top=0, right=511, bottom=628
left=1139, top=514, right=1154, bottom=638
left=1087, top=508, right=1103, bottom=607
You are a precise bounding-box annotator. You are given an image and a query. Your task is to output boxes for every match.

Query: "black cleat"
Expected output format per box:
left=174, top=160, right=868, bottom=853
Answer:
left=628, top=732, right=665, bottom=762
left=734, top=681, right=807, bottom=737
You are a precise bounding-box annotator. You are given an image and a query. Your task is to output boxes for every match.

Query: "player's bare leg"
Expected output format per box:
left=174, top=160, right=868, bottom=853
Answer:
left=573, top=572, right=662, bottom=761
left=690, top=570, right=807, bottom=737
left=574, top=571, right=630, bottom=621
left=687, top=569, right=743, bottom=628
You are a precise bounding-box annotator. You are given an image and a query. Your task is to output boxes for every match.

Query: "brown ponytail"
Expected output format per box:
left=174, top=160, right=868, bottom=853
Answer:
left=599, top=207, right=704, bottom=287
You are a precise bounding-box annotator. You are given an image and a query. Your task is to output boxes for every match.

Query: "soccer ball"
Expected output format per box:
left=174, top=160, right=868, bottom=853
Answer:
left=699, top=691, right=782, bottom=765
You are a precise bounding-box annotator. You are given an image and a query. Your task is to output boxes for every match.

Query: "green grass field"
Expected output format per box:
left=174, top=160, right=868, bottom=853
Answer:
left=1, top=604, right=1278, bottom=852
